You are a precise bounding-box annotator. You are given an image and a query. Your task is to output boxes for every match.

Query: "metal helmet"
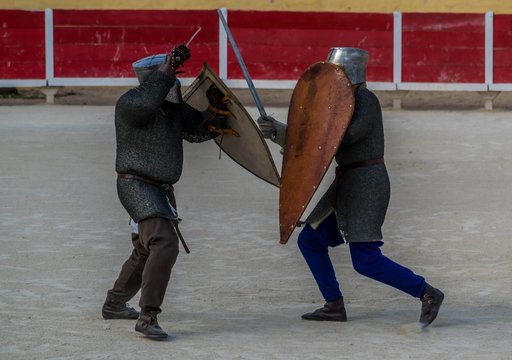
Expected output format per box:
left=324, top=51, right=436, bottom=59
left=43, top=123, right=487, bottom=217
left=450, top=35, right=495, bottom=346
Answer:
left=326, top=47, right=369, bottom=85
left=132, top=53, right=182, bottom=103
left=132, top=54, right=167, bottom=83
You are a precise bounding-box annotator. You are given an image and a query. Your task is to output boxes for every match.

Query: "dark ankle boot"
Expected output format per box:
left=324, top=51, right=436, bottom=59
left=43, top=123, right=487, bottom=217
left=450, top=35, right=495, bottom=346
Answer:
left=302, top=297, right=347, bottom=321
left=419, top=284, right=444, bottom=327
left=135, top=314, right=168, bottom=339
left=102, top=299, right=139, bottom=320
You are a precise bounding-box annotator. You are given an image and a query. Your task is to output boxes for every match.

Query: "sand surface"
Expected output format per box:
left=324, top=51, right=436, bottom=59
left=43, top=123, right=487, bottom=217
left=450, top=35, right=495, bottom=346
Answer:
left=0, top=104, right=511, bottom=359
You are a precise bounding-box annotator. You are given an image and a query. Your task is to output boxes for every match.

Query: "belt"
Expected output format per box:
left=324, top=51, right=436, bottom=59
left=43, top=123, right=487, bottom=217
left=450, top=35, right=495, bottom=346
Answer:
left=330, top=157, right=385, bottom=207
left=338, top=157, right=385, bottom=174
left=117, top=173, right=190, bottom=254
left=117, top=173, right=174, bottom=191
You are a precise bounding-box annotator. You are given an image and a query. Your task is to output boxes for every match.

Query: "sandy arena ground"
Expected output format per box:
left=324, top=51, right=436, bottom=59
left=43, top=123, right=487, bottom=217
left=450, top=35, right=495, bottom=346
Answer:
left=0, top=101, right=511, bottom=359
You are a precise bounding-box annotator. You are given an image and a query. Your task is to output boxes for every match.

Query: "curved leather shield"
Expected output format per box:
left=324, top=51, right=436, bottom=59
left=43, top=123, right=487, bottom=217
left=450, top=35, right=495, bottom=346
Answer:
left=279, top=62, right=355, bottom=244
left=183, top=63, right=280, bottom=187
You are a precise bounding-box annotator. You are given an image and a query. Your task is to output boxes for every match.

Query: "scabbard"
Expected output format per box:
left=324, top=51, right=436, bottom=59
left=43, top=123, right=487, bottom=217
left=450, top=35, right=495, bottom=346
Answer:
left=172, top=221, right=190, bottom=254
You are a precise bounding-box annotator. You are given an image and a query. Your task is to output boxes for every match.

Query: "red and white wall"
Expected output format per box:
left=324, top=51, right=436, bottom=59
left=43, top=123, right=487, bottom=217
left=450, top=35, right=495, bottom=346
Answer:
left=0, top=8, right=511, bottom=91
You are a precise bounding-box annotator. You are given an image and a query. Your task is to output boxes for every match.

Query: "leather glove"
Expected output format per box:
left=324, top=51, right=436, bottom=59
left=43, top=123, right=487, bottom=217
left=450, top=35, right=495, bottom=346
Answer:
left=206, top=84, right=229, bottom=112
left=257, top=115, right=278, bottom=138
left=206, top=124, right=240, bottom=137
left=168, top=44, right=191, bottom=68
left=257, top=115, right=287, bottom=147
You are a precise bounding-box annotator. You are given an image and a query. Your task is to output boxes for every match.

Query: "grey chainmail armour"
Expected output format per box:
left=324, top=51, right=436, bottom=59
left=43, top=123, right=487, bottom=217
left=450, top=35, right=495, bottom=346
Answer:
left=305, top=87, right=390, bottom=243
left=115, top=71, right=215, bottom=222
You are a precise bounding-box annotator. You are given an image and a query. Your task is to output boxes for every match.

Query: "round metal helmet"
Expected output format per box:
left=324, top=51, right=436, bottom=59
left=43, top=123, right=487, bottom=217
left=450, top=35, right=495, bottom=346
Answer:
left=132, top=54, right=167, bottom=83
left=326, top=47, right=369, bottom=84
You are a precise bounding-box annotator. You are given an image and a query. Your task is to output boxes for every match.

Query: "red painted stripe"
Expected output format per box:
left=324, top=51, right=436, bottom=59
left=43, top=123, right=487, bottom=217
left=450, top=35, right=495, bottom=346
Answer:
left=402, top=13, right=485, bottom=83
left=0, top=29, right=45, bottom=46
left=493, top=15, right=512, bottom=64
left=53, top=28, right=218, bottom=44
left=1, top=9, right=509, bottom=84
left=0, top=46, right=45, bottom=61
left=231, top=28, right=393, bottom=48
left=226, top=44, right=392, bottom=81
left=493, top=15, right=512, bottom=82
left=403, top=48, right=485, bottom=66
left=494, top=30, right=512, bottom=47
left=53, top=10, right=216, bottom=26
left=53, top=56, right=215, bottom=78
left=0, top=10, right=44, bottom=28
left=494, top=68, right=512, bottom=83
left=228, top=10, right=393, bottom=81
left=403, top=31, right=484, bottom=48
left=230, top=10, right=393, bottom=31
left=228, top=62, right=313, bottom=80
left=54, top=58, right=215, bottom=78
left=228, top=61, right=392, bottom=82
left=0, top=10, right=45, bottom=79
left=54, top=43, right=217, bottom=62
left=52, top=10, right=219, bottom=78
left=494, top=49, right=512, bottom=66
left=492, top=14, right=512, bottom=31
left=403, top=65, right=484, bottom=82
left=0, top=61, right=45, bottom=78
left=228, top=45, right=393, bottom=66
left=402, top=13, right=485, bottom=32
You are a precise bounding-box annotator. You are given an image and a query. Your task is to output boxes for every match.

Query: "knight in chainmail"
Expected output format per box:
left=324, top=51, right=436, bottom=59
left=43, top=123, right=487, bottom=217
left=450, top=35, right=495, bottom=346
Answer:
left=101, top=45, right=237, bottom=339
left=258, top=48, right=444, bottom=327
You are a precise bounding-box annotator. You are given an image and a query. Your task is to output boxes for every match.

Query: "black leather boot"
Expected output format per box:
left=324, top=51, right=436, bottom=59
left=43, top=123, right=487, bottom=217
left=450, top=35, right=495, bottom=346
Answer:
left=302, top=297, right=347, bottom=321
left=419, top=284, right=444, bottom=327
left=135, top=314, right=168, bottom=339
left=102, top=299, right=139, bottom=320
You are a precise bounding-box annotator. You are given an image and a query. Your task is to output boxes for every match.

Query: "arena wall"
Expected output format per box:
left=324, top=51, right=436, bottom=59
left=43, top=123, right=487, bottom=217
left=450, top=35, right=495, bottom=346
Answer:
left=0, top=2, right=511, bottom=108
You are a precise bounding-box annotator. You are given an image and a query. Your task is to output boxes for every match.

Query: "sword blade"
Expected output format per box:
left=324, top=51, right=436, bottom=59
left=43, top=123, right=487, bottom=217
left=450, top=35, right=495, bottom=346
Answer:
left=217, top=9, right=267, bottom=117
left=185, top=26, right=202, bottom=47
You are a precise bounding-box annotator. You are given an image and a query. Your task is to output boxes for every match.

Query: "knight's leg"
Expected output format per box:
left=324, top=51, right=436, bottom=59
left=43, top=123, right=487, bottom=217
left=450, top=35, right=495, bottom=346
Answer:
left=102, top=233, right=146, bottom=320
left=137, top=217, right=179, bottom=316
left=298, top=214, right=346, bottom=321
left=349, top=241, right=444, bottom=326
left=297, top=215, right=343, bottom=301
left=106, top=233, right=147, bottom=301
left=134, top=217, right=179, bottom=339
left=349, top=241, right=426, bottom=297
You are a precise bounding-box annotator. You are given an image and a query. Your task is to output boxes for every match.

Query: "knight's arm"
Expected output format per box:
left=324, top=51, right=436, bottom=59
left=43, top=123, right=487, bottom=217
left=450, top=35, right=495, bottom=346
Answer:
left=257, top=115, right=287, bottom=147
left=341, top=88, right=379, bottom=145
left=115, top=71, right=174, bottom=128
left=115, top=46, right=187, bottom=127
left=180, top=102, right=219, bottom=143
left=182, top=84, right=239, bottom=142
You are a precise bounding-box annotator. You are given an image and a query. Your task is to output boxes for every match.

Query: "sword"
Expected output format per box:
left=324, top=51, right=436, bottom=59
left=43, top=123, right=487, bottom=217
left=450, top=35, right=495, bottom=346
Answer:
left=217, top=9, right=267, bottom=117
left=172, top=26, right=202, bottom=65
left=185, top=26, right=202, bottom=47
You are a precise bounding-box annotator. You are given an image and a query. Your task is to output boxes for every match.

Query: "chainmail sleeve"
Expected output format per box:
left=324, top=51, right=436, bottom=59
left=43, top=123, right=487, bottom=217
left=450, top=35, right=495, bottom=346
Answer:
left=341, top=87, right=379, bottom=145
left=336, top=88, right=384, bottom=165
left=180, top=102, right=218, bottom=143
left=115, top=71, right=174, bottom=128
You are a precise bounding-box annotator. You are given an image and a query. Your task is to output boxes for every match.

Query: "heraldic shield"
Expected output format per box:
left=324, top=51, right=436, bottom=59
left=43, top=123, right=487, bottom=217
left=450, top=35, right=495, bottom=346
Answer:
left=183, top=63, right=280, bottom=188
left=279, top=62, right=355, bottom=244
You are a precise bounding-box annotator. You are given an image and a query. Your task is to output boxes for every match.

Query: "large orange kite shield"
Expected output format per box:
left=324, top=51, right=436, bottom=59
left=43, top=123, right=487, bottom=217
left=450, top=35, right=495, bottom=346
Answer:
left=279, top=62, right=355, bottom=244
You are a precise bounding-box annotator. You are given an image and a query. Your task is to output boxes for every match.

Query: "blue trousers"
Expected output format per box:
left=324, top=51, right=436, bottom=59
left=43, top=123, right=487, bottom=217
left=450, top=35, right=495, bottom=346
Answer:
left=297, top=213, right=426, bottom=302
